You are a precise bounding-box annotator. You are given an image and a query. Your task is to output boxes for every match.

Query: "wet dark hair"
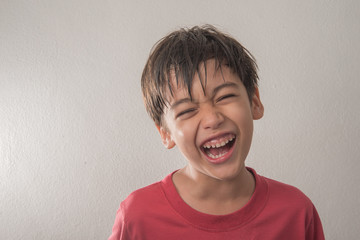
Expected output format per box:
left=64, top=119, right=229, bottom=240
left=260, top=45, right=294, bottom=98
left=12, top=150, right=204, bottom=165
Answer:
left=141, top=25, right=259, bottom=126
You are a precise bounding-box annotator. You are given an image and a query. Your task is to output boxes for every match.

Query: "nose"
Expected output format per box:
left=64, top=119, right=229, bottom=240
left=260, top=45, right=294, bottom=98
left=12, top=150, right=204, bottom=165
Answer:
left=200, top=106, right=224, bottom=130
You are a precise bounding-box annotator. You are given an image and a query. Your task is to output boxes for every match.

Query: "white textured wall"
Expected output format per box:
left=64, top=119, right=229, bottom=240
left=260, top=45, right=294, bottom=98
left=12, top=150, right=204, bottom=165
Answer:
left=1, top=0, right=359, bottom=239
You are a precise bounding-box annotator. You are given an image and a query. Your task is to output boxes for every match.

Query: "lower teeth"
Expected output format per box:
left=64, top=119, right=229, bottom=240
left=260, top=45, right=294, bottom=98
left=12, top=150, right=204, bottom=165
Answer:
left=207, top=152, right=226, bottom=159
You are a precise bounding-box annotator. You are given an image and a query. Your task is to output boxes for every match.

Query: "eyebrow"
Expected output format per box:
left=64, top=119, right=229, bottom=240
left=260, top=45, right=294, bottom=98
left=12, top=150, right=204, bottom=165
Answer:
left=212, top=82, right=239, bottom=97
left=170, top=98, right=192, bottom=110
left=170, top=82, right=239, bottom=110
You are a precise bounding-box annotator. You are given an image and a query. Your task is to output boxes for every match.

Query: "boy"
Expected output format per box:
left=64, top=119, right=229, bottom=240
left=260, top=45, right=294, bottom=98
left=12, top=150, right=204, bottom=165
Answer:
left=109, top=25, right=324, bottom=239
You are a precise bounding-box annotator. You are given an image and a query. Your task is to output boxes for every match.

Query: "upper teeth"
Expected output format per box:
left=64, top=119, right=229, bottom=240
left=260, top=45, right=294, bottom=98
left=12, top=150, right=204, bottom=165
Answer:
left=203, top=136, right=235, bottom=149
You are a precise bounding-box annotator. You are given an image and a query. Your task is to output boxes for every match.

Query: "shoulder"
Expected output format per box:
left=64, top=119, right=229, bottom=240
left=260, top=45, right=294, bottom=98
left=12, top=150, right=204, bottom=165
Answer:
left=264, top=176, right=312, bottom=204
left=108, top=181, right=166, bottom=240
left=250, top=170, right=325, bottom=239
left=260, top=175, right=316, bottom=220
left=121, top=181, right=163, bottom=211
left=262, top=176, right=324, bottom=238
left=249, top=168, right=313, bottom=208
left=119, top=173, right=175, bottom=223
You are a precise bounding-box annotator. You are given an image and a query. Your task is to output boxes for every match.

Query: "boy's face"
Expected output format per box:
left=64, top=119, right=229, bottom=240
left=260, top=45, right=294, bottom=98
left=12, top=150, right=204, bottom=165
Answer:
left=157, top=59, right=264, bottom=181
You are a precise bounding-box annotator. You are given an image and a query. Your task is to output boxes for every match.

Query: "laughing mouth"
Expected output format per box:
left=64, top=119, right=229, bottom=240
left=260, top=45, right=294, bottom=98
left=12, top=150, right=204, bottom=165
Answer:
left=201, top=134, right=236, bottom=159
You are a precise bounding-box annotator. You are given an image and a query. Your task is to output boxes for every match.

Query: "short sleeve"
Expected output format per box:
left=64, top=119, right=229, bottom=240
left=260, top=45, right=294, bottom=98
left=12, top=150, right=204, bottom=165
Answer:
left=306, top=205, right=325, bottom=240
left=108, top=202, right=128, bottom=240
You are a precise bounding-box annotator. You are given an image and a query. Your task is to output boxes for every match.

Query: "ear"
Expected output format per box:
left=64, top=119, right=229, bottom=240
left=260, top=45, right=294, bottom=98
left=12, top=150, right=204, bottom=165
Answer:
left=251, top=87, right=264, bottom=120
left=155, top=125, right=176, bottom=149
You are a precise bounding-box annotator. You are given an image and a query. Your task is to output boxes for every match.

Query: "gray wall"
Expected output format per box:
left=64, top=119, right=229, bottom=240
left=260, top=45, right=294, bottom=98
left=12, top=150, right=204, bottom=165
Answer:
left=1, top=0, right=359, bottom=239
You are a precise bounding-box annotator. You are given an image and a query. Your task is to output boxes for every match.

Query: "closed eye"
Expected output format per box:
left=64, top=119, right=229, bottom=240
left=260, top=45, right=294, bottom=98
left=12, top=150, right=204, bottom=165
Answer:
left=176, top=108, right=197, bottom=118
left=216, top=94, right=236, bottom=102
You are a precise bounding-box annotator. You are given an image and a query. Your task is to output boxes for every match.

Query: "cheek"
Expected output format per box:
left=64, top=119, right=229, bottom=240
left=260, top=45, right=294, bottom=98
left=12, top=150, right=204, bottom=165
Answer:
left=173, top=127, right=185, bottom=138
left=172, top=122, right=199, bottom=155
left=228, top=107, right=254, bottom=137
left=228, top=104, right=252, bottom=124
left=237, top=113, right=254, bottom=143
left=173, top=122, right=194, bottom=142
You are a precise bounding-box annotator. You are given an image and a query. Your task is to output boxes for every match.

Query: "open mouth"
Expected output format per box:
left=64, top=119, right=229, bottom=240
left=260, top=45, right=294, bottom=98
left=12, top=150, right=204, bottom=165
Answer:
left=201, top=134, right=236, bottom=161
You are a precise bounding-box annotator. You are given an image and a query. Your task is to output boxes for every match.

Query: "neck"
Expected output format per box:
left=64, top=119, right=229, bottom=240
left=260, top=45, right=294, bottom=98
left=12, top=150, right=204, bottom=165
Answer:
left=173, top=165, right=255, bottom=215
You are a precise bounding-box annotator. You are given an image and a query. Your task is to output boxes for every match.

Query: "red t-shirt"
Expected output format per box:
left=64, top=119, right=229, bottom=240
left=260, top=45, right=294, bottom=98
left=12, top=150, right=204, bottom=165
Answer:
left=109, top=168, right=324, bottom=239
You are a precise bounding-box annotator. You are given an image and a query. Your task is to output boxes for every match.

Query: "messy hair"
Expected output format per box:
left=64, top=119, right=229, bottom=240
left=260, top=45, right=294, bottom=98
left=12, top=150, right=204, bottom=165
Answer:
left=141, top=25, right=259, bottom=126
